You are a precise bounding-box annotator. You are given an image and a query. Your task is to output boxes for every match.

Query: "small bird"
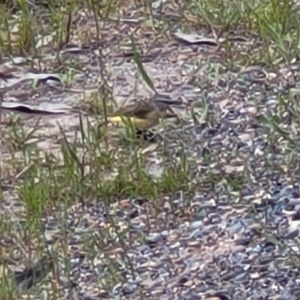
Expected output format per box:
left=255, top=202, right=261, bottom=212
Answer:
left=100, top=93, right=181, bottom=130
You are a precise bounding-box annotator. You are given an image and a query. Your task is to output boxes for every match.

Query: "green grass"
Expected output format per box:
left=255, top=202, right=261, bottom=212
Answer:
left=1, top=0, right=300, bottom=298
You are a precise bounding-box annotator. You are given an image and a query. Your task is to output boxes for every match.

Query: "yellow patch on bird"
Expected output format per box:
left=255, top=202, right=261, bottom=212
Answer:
left=108, top=115, right=146, bottom=127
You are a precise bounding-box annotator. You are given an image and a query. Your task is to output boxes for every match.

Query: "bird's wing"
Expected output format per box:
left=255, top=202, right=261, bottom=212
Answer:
left=111, top=101, right=154, bottom=119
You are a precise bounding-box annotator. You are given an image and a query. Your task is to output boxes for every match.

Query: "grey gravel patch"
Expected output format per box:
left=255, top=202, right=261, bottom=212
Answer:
left=3, top=187, right=300, bottom=299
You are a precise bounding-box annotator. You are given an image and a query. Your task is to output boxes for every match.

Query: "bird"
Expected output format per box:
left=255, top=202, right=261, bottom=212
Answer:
left=99, top=93, right=181, bottom=131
